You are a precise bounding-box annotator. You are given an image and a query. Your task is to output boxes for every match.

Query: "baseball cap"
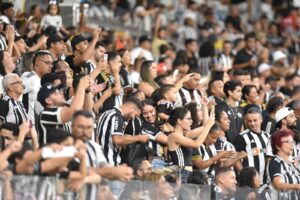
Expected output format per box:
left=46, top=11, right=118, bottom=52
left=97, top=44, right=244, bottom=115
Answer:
left=258, top=63, right=271, bottom=74
left=0, top=3, right=13, bottom=13
left=138, top=35, right=151, bottom=44
left=41, top=73, right=60, bottom=86
left=275, top=107, right=294, bottom=122
left=46, top=34, right=67, bottom=49
left=37, top=83, right=61, bottom=106
left=273, top=51, right=286, bottom=62
left=0, top=15, right=10, bottom=24
left=70, top=34, right=87, bottom=50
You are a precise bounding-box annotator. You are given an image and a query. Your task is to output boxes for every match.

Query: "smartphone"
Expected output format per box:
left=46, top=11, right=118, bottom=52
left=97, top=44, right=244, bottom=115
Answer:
left=103, top=54, right=108, bottom=62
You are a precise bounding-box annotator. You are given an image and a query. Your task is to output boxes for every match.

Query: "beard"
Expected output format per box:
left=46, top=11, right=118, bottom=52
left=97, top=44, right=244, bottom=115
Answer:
left=287, top=123, right=297, bottom=130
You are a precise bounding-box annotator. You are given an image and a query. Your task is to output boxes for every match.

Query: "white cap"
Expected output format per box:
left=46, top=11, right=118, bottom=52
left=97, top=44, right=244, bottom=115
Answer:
left=0, top=15, right=10, bottom=24
left=258, top=63, right=271, bottom=74
left=275, top=107, right=294, bottom=122
left=273, top=51, right=286, bottom=62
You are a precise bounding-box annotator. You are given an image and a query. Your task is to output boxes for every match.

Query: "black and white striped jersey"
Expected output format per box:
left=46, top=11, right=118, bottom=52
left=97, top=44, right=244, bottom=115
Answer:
left=0, top=34, right=7, bottom=51
left=38, top=107, right=71, bottom=145
left=141, top=121, right=163, bottom=157
left=175, top=87, right=202, bottom=107
left=192, top=144, right=218, bottom=176
left=0, top=95, right=29, bottom=125
left=96, top=108, right=124, bottom=166
left=169, top=146, right=193, bottom=167
left=235, top=129, right=270, bottom=184
left=267, top=155, right=300, bottom=200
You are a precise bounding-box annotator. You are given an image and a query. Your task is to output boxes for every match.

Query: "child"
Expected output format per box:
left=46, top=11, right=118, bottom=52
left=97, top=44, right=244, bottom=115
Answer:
left=39, top=2, right=70, bottom=36
left=157, top=84, right=177, bottom=121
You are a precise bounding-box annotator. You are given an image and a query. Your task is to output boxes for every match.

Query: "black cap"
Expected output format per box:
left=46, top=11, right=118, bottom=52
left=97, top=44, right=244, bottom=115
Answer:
left=70, top=34, right=87, bottom=50
left=46, top=34, right=67, bottom=49
left=43, top=26, right=57, bottom=36
left=41, top=73, right=60, bottom=86
left=37, top=83, right=61, bottom=106
left=139, top=35, right=151, bottom=44
left=0, top=3, right=13, bottom=13
left=14, top=33, right=24, bottom=42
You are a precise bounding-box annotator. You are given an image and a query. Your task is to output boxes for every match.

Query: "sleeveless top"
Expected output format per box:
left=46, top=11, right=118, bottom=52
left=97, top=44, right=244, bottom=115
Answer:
left=168, top=145, right=193, bottom=167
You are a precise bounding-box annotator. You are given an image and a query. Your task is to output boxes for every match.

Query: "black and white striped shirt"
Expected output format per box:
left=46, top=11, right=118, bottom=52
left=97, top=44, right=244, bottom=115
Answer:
left=268, top=155, right=300, bottom=200
left=38, top=107, right=72, bottom=145
left=175, top=87, right=202, bottom=107
left=192, top=144, right=218, bottom=176
left=235, top=129, right=270, bottom=184
left=96, top=108, right=124, bottom=166
left=0, top=95, right=29, bottom=125
left=0, top=34, right=7, bottom=51
left=141, top=121, right=163, bottom=157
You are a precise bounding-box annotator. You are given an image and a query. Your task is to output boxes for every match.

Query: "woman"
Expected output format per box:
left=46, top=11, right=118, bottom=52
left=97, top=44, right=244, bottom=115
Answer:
left=0, top=50, right=16, bottom=96
left=167, top=106, right=215, bottom=183
left=239, top=167, right=271, bottom=200
left=141, top=99, right=168, bottom=168
left=268, top=130, right=300, bottom=200
left=240, top=84, right=261, bottom=109
left=117, top=48, right=132, bottom=90
left=138, top=60, right=159, bottom=97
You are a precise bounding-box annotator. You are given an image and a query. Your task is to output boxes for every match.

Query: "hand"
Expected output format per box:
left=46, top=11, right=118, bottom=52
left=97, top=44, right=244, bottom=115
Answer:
left=38, top=35, right=48, bottom=45
left=219, top=151, right=235, bottom=159
left=91, top=82, right=106, bottom=94
left=102, top=87, right=112, bottom=99
left=75, top=148, right=87, bottom=160
left=237, top=151, right=247, bottom=159
left=74, top=139, right=86, bottom=150
left=180, top=73, right=194, bottom=83
left=67, top=179, right=85, bottom=192
left=8, top=141, right=22, bottom=153
left=159, top=122, right=174, bottom=133
left=200, top=96, right=209, bottom=107
left=114, top=164, right=134, bottom=182
left=207, top=106, right=215, bottom=126
left=61, top=136, right=74, bottom=146
left=138, top=134, right=149, bottom=143
left=79, top=75, right=92, bottom=89
left=19, top=121, right=30, bottom=135
left=5, top=25, right=15, bottom=42
left=92, top=28, right=102, bottom=41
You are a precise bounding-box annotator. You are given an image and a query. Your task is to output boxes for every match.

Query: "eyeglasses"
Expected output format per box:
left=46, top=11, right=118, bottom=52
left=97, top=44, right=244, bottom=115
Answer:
left=50, top=89, right=63, bottom=95
left=282, top=140, right=296, bottom=145
left=9, top=81, right=23, bottom=86
left=38, top=59, right=52, bottom=66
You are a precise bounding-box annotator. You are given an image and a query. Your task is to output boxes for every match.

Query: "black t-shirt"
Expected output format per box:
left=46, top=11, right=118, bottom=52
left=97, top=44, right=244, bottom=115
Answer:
left=261, top=115, right=276, bottom=135
left=234, top=49, right=256, bottom=75
left=141, top=121, right=163, bottom=156
left=216, top=102, right=244, bottom=144
left=157, top=101, right=175, bottom=118
left=225, top=15, right=242, bottom=32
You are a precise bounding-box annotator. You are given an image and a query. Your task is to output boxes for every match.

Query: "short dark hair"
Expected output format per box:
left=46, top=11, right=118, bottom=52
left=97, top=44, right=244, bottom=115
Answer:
left=47, top=128, right=71, bottom=144
left=233, top=69, right=246, bottom=76
left=73, top=110, right=94, bottom=121
left=124, top=97, right=143, bottom=110
left=159, top=44, right=170, bottom=54
left=184, top=39, right=196, bottom=46
left=223, top=80, right=242, bottom=97
left=32, top=50, right=51, bottom=66
left=107, top=51, right=119, bottom=63
left=0, top=122, right=19, bottom=136
left=159, top=84, right=175, bottom=98
left=244, top=32, right=256, bottom=41
left=267, top=96, right=284, bottom=113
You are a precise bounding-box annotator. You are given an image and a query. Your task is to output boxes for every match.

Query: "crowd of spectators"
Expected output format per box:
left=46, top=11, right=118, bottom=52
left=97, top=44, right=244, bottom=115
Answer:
left=0, top=0, right=300, bottom=199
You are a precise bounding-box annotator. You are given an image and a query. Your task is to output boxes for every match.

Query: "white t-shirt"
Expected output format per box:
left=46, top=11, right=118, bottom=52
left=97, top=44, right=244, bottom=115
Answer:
left=40, top=15, right=63, bottom=31
left=21, top=71, right=41, bottom=124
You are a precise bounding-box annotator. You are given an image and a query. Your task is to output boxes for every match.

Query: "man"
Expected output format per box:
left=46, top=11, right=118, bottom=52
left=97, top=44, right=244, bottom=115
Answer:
left=71, top=110, right=135, bottom=199
left=37, top=75, right=90, bottom=145
left=21, top=50, right=53, bottom=125
left=208, top=79, right=225, bottom=106
left=234, top=32, right=257, bottom=75
left=261, top=97, right=284, bottom=135
left=217, top=40, right=234, bottom=72
left=132, top=158, right=152, bottom=179
left=66, top=29, right=101, bottom=76
left=96, top=97, right=149, bottom=166
left=0, top=73, right=29, bottom=125
left=46, top=34, right=67, bottom=61
left=214, top=167, right=237, bottom=200
left=175, top=71, right=202, bottom=107
left=90, top=41, right=106, bottom=69
left=235, top=107, right=269, bottom=184
left=185, top=39, right=198, bottom=71
left=217, top=80, right=243, bottom=144
left=131, top=35, right=153, bottom=64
